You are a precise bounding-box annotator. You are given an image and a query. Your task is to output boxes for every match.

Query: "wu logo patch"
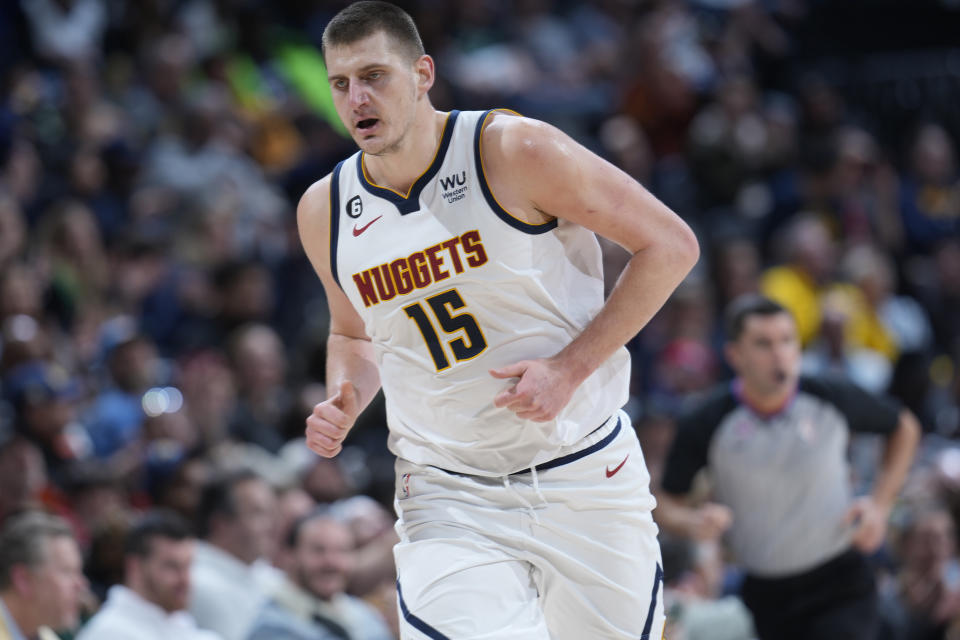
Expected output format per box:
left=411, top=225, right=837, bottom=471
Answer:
left=346, top=195, right=363, bottom=219
left=439, top=171, right=466, bottom=190
left=440, top=170, right=468, bottom=203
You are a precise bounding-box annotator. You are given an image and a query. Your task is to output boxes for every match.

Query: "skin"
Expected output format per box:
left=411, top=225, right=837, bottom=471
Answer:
left=127, top=537, right=194, bottom=613
left=208, top=478, right=278, bottom=565
left=1, top=536, right=87, bottom=637
left=290, top=518, right=354, bottom=602
left=657, top=311, right=921, bottom=553
left=300, top=29, right=699, bottom=457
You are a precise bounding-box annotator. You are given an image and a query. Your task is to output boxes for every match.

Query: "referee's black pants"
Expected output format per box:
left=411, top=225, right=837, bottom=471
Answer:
left=740, top=548, right=878, bottom=640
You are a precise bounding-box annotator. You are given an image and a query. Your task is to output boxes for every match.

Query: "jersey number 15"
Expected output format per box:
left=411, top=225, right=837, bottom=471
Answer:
left=403, top=289, right=487, bottom=371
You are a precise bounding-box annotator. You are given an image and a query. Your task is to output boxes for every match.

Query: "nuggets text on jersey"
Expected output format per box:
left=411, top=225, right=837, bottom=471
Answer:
left=351, top=230, right=488, bottom=307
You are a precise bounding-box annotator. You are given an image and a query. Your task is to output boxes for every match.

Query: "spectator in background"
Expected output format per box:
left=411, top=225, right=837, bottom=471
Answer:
left=20, top=0, right=107, bottom=63
left=77, top=510, right=221, bottom=640
left=900, top=123, right=960, bottom=254
left=657, top=295, right=921, bottom=640
left=761, top=213, right=838, bottom=347
left=660, top=535, right=755, bottom=640
left=248, top=508, right=393, bottom=640
left=921, top=240, right=960, bottom=356
left=878, top=501, right=960, bottom=640
left=84, top=332, right=162, bottom=459
left=36, top=200, right=110, bottom=330
left=0, top=426, right=48, bottom=522
left=800, top=243, right=932, bottom=393
left=178, top=350, right=237, bottom=450
left=3, top=360, right=91, bottom=483
left=190, top=469, right=281, bottom=640
left=151, top=454, right=215, bottom=523
left=214, top=262, right=276, bottom=342
left=687, top=73, right=769, bottom=212
left=0, top=511, right=88, bottom=640
left=0, top=264, right=46, bottom=328
left=0, top=193, right=27, bottom=270
left=842, top=244, right=932, bottom=357
left=711, top=236, right=761, bottom=312
left=327, top=497, right=397, bottom=594
left=826, top=126, right=902, bottom=250
left=227, top=324, right=293, bottom=454
left=273, top=486, right=316, bottom=564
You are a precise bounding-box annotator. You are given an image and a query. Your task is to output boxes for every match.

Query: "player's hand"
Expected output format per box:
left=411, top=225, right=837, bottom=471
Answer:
left=689, top=502, right=733, bottom=541
left=305, top=380, right=358, bottom=458
left=490, top=358, right=579, bottom=422
left=844, top=496, right=890, bottom=553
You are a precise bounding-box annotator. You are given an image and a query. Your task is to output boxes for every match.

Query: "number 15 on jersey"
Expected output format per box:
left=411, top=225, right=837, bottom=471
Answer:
left=403, top=288, right=487, bottom=371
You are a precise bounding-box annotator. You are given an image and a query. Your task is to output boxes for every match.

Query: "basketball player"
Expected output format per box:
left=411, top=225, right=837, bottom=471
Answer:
left=298, top=2, right=699, bottom=638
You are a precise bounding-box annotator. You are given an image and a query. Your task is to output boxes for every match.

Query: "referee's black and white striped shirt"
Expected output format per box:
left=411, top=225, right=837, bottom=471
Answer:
left=662, top=376, right=901, bottom=578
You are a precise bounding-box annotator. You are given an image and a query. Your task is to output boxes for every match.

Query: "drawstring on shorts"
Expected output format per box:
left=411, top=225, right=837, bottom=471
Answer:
left=501, top=467, right=548, bottom=524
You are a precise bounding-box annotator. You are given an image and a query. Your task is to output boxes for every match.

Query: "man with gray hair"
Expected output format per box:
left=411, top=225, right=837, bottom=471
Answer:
left=0, top=511, right=88, bottom=640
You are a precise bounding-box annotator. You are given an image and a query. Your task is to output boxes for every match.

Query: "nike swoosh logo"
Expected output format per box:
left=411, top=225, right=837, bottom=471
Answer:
left=352, top=215, right=383, bottom=237
left=605, top=454, right=629, bottom=478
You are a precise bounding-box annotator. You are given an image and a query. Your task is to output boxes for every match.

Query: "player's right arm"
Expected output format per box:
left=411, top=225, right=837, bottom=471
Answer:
left=297, top=176, right=382, bottom=458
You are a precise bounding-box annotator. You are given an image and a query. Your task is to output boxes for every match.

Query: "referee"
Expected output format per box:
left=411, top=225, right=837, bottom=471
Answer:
left=657, top=294, right=921, bottom=640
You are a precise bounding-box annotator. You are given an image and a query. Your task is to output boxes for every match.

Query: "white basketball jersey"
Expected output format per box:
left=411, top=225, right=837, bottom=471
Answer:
left=330, top=109, right=631, bottom=476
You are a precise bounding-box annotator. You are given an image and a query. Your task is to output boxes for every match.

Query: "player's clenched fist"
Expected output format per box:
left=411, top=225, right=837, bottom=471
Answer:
left=305, top=380, right=358, bottom=457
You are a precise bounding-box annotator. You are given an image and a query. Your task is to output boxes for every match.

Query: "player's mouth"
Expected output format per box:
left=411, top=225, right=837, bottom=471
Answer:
left=356, top=118, right=380, bottom=132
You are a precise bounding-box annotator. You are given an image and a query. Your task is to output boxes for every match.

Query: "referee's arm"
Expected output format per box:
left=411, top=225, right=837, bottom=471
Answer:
left=846, top=408, right=921, bottom=552
left=655, top=492, right=733, bottom=542
left=871, top=409, right=921, bottom=510
left=816, top=376, right=923, bottom=552
left=654, top=400, right=732, bottom=541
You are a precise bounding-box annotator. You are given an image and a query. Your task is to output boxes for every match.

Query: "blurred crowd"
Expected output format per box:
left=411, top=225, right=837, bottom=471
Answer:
left=1, top=0, right=959, bottom=639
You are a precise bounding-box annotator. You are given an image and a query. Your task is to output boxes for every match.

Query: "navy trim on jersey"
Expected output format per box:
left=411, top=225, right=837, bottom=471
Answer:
left=640, top=563, right=664, bottom=639
left=397, top=580, right=451, bottom=640
left=473, top=109, right=559, bottom=235
left=329, top=160, right=345, bottom=290
left=356, top=110, right=460, bottom=216
left=512, top=416, right=620, bottom=474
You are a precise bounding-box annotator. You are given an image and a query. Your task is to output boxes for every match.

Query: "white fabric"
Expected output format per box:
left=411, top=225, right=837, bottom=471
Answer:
left=188, top=542, right=283, bottom=640
left=76, top=586, right=221, bottom=640
left=333, top=109, right=631, bottom=476
left=0, top=596, right=29, bottom=640
left=393, top=412, right=665, bottom=639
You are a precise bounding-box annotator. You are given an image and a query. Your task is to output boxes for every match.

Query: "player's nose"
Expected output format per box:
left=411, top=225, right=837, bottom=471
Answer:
left=349, top=83, right=369, bottom=108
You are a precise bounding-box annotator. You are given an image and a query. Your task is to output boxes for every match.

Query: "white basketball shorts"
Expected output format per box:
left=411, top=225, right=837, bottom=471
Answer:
left=392, top=410, right=665, bottom=639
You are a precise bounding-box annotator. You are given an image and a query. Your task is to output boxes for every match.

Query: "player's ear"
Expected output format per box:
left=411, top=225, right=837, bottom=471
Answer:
left=414, top=54, right=435, bottom=95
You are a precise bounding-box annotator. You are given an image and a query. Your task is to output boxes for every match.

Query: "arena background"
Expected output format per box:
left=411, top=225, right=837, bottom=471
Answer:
left=2, top=1, right=960, bottom=638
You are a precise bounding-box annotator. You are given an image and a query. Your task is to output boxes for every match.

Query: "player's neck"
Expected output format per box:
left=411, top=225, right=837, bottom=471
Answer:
left=362, top=108, right=447, bottom=194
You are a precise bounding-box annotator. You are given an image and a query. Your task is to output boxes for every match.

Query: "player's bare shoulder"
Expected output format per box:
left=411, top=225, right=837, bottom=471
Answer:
left=480, top=112, right=563, bottom=172
left=479, top=112, right=562, bottom=225
left=297, top=175, right=334, bottom=275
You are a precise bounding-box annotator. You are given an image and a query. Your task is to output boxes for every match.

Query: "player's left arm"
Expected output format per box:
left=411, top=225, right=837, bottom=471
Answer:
left=483, top=115, right=700, bottom=421
left=846, top=409, right=921, bottom=552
